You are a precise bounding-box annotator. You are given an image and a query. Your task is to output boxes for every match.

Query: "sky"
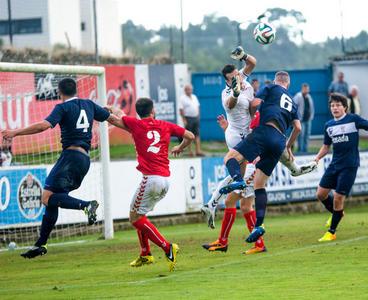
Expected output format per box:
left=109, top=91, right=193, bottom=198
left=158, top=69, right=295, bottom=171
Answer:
left=117, top=0, right=367, bottom=43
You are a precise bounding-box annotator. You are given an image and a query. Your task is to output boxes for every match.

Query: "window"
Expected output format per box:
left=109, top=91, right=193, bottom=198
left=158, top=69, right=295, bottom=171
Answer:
left=81, top=22, right=86, bottom=31
left=0, top=18, right=42, bottom=36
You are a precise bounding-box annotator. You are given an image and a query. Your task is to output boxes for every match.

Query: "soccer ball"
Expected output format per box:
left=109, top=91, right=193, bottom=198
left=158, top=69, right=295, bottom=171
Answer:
left=8, top=241, right=17, bottom=251
left=253, top=22, right=276, bottom=45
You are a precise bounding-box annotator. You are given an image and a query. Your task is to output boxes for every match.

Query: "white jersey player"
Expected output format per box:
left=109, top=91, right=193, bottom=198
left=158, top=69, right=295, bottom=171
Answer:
left=201, top=47, right=317, bottom=235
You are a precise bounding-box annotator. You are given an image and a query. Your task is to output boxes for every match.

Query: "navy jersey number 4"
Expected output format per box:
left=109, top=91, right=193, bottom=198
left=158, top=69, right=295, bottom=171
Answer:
left=256, top=84, right=299, bottom=133
left=45, top=97, right=110, bottom=151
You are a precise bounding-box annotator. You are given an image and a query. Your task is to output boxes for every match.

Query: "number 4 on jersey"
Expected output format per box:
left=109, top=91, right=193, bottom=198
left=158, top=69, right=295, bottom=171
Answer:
left=76, top=109, right=90, bottom=132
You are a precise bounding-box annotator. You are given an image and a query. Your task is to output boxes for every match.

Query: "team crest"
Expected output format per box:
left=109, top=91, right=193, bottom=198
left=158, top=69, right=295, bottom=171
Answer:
left=17, top=173, right=44, bottom=220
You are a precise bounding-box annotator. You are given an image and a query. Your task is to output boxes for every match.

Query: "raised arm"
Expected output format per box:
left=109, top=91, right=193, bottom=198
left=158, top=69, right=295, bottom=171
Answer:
left=2, top=120, right=51, bottom=139
left=230, top=46, right=257, bottom=76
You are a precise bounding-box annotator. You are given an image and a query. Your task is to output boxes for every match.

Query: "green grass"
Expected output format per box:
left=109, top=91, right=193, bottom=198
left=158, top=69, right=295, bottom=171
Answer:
left=11, top=137, right=368, bottom=165
left=1, top=206, right=368, bottom=299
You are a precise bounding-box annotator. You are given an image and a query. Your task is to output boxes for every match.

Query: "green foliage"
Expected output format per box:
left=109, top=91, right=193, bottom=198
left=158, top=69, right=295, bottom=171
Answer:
left=1, top=206, right=368, bottom=299
left=121, top=8, right=368, bottom=72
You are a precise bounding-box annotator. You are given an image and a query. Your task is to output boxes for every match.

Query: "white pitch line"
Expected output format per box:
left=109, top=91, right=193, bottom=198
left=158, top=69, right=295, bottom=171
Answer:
left=0, top=235, right=367, bottom=293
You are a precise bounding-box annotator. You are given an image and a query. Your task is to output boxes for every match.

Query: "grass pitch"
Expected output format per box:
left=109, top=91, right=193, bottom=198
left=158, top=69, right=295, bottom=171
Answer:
left=1, top=206, right=368, bottom=299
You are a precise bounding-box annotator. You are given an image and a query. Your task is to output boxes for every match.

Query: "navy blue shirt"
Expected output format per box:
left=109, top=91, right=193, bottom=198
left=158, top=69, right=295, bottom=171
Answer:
left=256, top=84, right=299, bottom=133
left=45, top=97, right=110, bottom=151
left=324, top=114, right=368, bottom=169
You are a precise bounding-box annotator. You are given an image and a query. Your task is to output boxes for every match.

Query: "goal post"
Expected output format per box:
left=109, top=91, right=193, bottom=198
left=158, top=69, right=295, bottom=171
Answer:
left=0, top=62, right=113, bottom=246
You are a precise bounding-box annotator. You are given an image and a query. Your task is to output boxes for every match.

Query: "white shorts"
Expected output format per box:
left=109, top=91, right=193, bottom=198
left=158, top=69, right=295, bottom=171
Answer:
left=243, top=163, right=255, bottom=198
left=130, top=175, right=169, bottom=215
left=225, top=128, right=244, bottom=149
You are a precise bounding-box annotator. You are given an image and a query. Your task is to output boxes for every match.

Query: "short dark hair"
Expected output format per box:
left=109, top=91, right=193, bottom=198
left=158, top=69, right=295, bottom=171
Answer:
left=251, top=78, right=259, bottom=83
left=58, top=78, right=77, bottom=97
left=221, top=64, right=236, bottom=80
left=136, top=98, right=154, bottom=118
left=329, top=93, right=348, bottom=109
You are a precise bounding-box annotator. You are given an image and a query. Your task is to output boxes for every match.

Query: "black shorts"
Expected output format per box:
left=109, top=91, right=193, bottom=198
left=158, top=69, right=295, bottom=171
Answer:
left=319, top=165, right=358, bottom=196
left=185, top=116, right=200, bottom=136
left=44, top=149, right=90, bottom=193
left=234, top=125, right=286, bottom=176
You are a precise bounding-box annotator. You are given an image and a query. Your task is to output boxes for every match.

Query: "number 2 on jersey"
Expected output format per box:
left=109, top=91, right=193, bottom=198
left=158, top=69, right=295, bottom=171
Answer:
left=280, top=93, right=293, bottom=112
left=147, top=130, right=161, bottom=153
left=76, top=109, right=90, bottom=132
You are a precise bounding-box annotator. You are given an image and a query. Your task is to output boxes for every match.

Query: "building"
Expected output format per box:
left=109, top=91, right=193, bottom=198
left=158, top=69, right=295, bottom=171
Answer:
left=0, top=0, right=122, bottom=56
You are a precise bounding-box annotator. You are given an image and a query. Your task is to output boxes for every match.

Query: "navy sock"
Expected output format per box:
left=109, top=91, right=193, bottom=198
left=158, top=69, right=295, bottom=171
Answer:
left=35, top=206, right=58, bottom=247
left=254, top=188, right=268, bottom=227
left=321, top=194, right=334, bottom=213
left=329, top=210, right=344, bottom=234
left=48, top=193, right=89, bottom=210
left=225, top=158, right=243, bottom=182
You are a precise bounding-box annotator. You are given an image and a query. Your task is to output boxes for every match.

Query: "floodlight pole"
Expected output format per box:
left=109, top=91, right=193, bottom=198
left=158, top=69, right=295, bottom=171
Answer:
left=93, top=0, right=100, bottom=64
left=180, top=0, right=184, bottom=63
left=7, top=0, right=13, bottom=46
left=236, top=24, right=242, bottom=69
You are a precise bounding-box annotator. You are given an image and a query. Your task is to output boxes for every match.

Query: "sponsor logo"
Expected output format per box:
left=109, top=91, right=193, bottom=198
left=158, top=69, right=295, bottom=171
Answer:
left=332, top=135, right=349, bottom=143
left=17, top=173, right=43, bottom=219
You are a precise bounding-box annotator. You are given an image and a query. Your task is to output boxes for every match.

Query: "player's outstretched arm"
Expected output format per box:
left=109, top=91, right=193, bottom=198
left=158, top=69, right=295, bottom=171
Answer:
left=171, top=130, right=195, bottom=157
left=230, top=46, right=257, bottom=76
left=314, top=144, right=330, bottom=164
left=106, top=114, right=129, bottom=131
left=1, top=120, right=51, bottom=139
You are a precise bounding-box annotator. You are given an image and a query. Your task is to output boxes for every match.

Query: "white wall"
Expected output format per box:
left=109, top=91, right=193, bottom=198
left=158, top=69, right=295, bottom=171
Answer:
left=48, top=0, right=81, bottom=49
left=0, top=0, right=121, bottom=56
left=95, top=0, right=122, bottom=56
left=0, top=0, right=50, bottom=49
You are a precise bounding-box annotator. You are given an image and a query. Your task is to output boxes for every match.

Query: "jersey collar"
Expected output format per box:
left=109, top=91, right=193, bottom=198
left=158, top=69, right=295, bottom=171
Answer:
left=334, top=113, right=346, bottom=121
left=65, top=96, right=78, bottom=102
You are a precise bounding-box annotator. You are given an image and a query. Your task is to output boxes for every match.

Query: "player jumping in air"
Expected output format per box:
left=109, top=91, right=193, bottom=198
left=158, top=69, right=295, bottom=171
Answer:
left=107, top=98, right=194, bottom=271
left=315, top=93, right=368, bottom=241
left=201, top=48, right=316, bottom=250
left=218, top=70, right=301, bottom=244
left=2, top=78, right=118, bottom=259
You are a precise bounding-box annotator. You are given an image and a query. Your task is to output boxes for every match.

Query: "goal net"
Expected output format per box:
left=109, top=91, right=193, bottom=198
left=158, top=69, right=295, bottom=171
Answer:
left=0, top=63, right=113, bottom=250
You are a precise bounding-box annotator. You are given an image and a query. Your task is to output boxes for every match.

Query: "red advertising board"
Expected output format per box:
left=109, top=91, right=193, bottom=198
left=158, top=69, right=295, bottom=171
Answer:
left=0, top=65, right=137, bottom=156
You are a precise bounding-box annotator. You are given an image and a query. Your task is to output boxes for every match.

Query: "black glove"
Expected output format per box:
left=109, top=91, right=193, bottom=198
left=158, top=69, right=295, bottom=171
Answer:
left=231, top=76, right=241, bottom=98
left=230, top=46, right=248, bottom=61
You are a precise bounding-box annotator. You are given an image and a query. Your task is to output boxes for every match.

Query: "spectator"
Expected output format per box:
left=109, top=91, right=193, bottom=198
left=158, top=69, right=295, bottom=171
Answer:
left=328, top=71, right=349, bottom=97
left=348, top=85, right=361, bottom=115
left=294, top=83, right=315, bottom=153
left=179, top=84, right=205, bottom=156
left=251, top=78, right=260, bottom=95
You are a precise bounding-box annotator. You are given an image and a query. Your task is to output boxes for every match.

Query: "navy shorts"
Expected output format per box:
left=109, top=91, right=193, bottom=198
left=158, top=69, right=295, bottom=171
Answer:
left=319, top=165, right=358, bottom=196
left=234, top=125, right=286, bottom=176
left=45, top=149, right=90, bottom=193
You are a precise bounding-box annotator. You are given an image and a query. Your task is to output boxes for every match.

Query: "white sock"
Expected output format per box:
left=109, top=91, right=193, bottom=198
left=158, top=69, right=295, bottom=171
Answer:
left=207, top=175, right=233, bottom=208
left=279, top=149, right=300, bottom=173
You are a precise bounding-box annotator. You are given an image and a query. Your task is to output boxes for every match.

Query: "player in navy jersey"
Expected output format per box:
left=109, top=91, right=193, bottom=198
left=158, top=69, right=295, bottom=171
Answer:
left=2, top=78, right=117, bottom=259
left=314, top=93, right=368, bottom=241
left=218, top=71, right=301, bottom=244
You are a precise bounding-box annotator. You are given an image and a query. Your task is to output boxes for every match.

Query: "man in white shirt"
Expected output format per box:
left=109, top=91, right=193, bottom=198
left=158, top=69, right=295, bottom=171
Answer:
left=179, top=84, right=204, bottom=156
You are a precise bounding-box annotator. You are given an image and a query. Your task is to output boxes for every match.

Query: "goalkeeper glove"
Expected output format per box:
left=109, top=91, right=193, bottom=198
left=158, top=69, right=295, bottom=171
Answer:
left=231, top=76, right=241, bottom=98
left=230, top=46, right=248, bottom=61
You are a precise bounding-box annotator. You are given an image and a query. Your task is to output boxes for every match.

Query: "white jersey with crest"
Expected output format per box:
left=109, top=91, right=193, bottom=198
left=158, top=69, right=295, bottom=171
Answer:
left=221, top=70, right=254, bottom=149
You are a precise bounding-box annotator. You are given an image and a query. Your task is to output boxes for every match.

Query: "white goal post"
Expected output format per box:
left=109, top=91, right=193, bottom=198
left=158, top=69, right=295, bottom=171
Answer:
left=0, top=62, right=113, bottom=240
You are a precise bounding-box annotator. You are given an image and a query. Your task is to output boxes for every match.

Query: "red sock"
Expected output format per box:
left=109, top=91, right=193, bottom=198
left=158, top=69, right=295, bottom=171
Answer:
left=137, top=229, right=151, bottom=256
left=132, top=216, right=171, bottom=253
left=244, top=210, right=265, bottom=248
left=219, top=208, right=237, bottom=245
